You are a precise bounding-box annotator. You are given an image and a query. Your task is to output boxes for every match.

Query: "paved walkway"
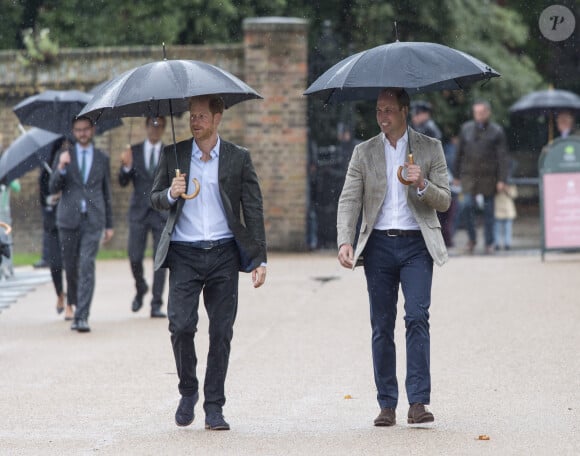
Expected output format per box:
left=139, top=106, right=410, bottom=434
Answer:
left=1, top=248, right=579, bottom=455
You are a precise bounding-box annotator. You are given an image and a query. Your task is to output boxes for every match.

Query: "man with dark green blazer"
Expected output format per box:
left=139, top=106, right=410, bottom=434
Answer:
left=150, top=95, right=266, bottom=431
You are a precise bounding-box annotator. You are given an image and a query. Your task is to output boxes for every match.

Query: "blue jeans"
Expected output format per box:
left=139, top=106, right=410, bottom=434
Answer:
left=463, top=193, right=495, bottom=247
left=494, top=219, right=513, bottom=248
left=363, top=231, right=433, bottom=409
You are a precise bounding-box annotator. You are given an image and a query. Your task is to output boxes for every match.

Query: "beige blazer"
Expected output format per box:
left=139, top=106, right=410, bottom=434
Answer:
left=337, top=129, right=451, bottom=267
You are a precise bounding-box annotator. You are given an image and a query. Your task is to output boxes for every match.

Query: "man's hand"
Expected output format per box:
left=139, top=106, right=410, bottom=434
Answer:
left=338, top=243, right=354, bottom=268
left=58, top=150, right=71, bottom=170
left=170, top=173, right=187, bottom=199
left=103, top=229, right=114, bottom=244
left=252, top=266, right=267, bottom=288
left=120, top=145, right=133, bottom=169
left=404, top=162, right=425, bottom=189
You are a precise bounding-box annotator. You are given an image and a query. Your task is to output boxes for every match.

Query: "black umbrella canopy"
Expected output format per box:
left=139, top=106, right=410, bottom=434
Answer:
left=0, top=128, right=63, bottom=183
left=304, top=41, right=500, bottom=103
left=78, top=59, right=263, bottom=123
left=13, top=90, right=91, bottom=135
left=13, top=89, right=121, bottom=137
left=509, top=89, right=580, bottom=115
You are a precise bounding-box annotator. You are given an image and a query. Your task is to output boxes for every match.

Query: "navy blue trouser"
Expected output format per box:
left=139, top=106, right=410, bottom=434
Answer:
left=166, top=240, right=239, bottom=414
left=363, top=231, right=433, bottom=409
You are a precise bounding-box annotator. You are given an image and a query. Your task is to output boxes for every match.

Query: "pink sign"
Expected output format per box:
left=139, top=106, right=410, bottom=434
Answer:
left=543, top=173, right=580, bottom=249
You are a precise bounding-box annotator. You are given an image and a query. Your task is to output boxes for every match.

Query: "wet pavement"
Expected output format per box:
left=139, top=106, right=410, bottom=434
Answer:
left=1, top=228, right=579, bottom=455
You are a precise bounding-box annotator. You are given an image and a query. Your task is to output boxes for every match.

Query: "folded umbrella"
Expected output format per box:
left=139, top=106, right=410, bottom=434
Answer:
left=0, top=128, right=63, bottom=183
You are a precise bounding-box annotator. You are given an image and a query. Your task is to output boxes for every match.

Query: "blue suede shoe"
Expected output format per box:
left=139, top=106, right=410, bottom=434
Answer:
left=175, top=392, right=199, bottom=427
left=205, top=411, right=230, bottom=430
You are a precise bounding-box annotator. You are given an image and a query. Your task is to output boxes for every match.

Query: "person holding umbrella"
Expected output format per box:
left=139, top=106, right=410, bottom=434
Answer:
left=150, top=95, right=267, bottom=431
left=49, top=116, right=114, bottom=333
left=337, top=87, right=451, bottom=427
left=119, top=116, right=168, bottom=318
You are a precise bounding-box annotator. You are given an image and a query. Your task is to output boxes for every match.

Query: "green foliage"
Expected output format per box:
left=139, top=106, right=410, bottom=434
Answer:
left=0, top=1, right=24, bottom=49
left=17, top=27, right=59, bottom=67
left=1, top=0, right=550, bottom=143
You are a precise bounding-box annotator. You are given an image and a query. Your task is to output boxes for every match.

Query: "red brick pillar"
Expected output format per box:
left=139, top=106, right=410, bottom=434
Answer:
left=243, top=18, right=309, bottom=251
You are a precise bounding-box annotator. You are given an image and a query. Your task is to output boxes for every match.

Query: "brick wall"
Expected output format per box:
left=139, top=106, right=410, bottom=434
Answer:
left=0, top=17, right=308, bottom=256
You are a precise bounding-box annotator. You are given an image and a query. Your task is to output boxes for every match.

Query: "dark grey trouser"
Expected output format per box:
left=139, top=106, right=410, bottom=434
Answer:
left=58, top=224, right=102, bottom=320
left=166, top=240, right=239, bottom=414
left=128, top=215, right=166, bottom=309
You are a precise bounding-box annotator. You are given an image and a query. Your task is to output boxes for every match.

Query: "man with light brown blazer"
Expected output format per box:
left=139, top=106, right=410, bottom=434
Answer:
left=337, top=88, right=450, bottom=427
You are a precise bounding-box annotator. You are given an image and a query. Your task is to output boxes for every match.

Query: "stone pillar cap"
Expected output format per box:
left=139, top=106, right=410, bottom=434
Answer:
left=243, top=17, right=308, bottom=30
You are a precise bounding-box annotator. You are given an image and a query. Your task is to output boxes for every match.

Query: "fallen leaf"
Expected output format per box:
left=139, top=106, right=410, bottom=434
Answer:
left=344, top=394, right=353, bottom=399
left=477, top=435, right=490, bottom=441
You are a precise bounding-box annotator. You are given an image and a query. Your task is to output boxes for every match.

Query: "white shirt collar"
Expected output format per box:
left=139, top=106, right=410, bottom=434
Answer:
left=193, top=136, right=221, bottom=160
left=144, top=139, right=160, bottom=152
left=381, top=130, right=409, bottom=150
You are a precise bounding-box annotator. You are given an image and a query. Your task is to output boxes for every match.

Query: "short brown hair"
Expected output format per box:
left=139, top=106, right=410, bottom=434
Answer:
left=379, top=88, right=410, bottom=109
left=188, top=95, right=225, bottom=115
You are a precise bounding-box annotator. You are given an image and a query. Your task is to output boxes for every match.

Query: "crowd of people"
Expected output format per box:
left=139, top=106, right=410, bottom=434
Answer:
left=20, top=95, right=266, bottom=431
left=409, top=100, right=579, bottom=254
left=3, top=90, right=577, bottom=432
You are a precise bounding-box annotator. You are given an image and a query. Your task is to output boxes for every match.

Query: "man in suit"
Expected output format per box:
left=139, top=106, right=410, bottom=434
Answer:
left=119, top=116, right=168, bottom=318
left=337, top=88, right=450, bottom=427
left=50, top=116, right=114, bottom=333
left=150, top=95, right=267, bottom=431
left=453, top=101, right=508, bottom=255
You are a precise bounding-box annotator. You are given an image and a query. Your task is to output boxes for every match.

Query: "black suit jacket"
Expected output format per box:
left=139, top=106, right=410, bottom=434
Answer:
left=118, top=142, right=168, bottom=224
left=150, top=138, right=267, bottom=272
left=49, top=146, right=113, bottom=231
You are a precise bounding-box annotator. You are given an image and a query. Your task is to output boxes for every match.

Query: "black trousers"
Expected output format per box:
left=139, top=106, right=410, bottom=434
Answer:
left=127, top=213, right=166, bottom=309
left=166, top=240, right=240, bottom=414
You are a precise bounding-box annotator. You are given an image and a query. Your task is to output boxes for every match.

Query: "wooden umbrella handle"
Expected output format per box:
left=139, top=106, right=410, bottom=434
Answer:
left=175, top=169, right=200, bottom=200
left=0, top=222, right=12, bottom=235
left=397, top=153, right=414, bottom=185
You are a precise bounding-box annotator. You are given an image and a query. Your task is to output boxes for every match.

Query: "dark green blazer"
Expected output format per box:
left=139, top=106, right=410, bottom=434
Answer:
left=150, top=138, right=267, bottom=272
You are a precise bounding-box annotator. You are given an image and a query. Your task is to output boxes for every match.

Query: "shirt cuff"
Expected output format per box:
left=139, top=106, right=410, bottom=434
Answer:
left=260, top=262, right=267, bottom=268
left=417, top=179, right=429, bottom=196
left=167, top=188, right=177, bottom=205
left=122, top=165, right=132, bottom=173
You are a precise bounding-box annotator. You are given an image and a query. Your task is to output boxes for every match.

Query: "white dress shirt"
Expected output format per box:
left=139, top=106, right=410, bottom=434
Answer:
left=169, top=137, right=234, bottom=242
left=374, top=131, right=421, bottom=230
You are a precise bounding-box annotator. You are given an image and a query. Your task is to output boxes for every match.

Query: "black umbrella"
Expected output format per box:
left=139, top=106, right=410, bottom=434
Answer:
left=13, top=89, right=121, bottom=137
left=78, top=56, right=262, bottom=198
left=509, top=89, right=580, bottom=142
left=78, top=59, right=262, bottom=122
left=509, top=89, right=580, bottom=115
left=304, top=40, right=500, bottom=185
left=303, top=41, right=500, bottom=104
left=0, top=128, right=63, bottom=183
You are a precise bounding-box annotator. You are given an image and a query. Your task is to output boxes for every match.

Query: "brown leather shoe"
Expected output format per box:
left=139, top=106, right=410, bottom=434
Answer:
left=374, top=408, right=396, bottom=426
left=407, top=403, right=434, bottom=424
